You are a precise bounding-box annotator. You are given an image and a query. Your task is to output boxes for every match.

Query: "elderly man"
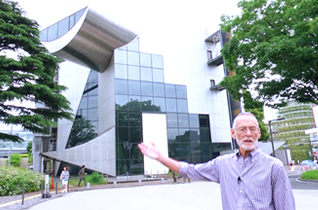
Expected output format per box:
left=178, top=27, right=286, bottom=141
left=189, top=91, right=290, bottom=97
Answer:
left=138, top=112, right=295, bottom=210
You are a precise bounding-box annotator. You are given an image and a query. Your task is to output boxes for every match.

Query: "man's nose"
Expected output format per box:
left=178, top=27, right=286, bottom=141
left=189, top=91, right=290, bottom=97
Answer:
left=245, top=128, right=252, bottom=135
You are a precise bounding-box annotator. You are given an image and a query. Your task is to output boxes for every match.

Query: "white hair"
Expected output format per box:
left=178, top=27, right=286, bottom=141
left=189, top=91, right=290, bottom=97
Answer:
left=232, top=112, right=259, bottom=128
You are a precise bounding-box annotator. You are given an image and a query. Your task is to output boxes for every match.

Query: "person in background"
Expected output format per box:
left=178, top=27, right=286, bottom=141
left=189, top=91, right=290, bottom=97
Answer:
left=78, top=165, right=87, bottom=187
left=60, top=166, right=69, bottom=193
left=138, top=112, right=295, bottom=210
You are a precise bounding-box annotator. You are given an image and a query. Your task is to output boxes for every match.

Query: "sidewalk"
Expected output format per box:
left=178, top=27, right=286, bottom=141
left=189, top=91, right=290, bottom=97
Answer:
left=0, top=175, right=173, bottom=210
left=285, top=164, right=317, bottom=174
left=0, top=166, right=315, bottom=210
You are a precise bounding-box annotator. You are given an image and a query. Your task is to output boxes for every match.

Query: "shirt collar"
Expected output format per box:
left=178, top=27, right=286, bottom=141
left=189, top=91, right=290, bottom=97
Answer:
left=235, top=147, right=261, bottom=161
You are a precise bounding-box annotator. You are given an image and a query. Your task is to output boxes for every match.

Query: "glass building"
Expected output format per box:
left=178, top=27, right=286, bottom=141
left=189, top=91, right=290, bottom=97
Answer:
left=33, top=1, right=239, bottom=176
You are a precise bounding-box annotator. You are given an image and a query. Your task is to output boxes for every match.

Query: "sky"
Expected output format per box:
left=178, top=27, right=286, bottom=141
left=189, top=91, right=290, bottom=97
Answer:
left=1, top=0, right=277, bottom=131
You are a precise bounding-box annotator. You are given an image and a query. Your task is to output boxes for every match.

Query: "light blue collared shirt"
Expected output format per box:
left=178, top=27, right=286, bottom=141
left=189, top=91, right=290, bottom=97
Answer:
left=179, top=148, right=295, bottom=210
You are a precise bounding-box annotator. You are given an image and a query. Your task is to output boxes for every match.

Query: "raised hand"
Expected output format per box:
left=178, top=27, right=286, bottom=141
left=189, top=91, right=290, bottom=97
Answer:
left=138, top=142, right=161, bottom=160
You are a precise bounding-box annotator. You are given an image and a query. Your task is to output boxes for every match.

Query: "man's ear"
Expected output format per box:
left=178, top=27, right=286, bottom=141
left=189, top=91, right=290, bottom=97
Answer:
left=231, top=128, right=236, bottom=139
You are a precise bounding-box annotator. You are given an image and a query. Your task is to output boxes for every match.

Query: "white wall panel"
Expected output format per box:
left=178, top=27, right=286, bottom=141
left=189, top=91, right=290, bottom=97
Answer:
left=142, top=113, right=168, bottom=175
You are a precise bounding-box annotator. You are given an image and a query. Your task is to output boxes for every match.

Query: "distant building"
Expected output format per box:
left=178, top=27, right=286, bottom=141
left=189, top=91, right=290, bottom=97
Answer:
left=33, top=1, right=241, bottom=176
left=272, top=102, right=315, bottom=161
left=0, top=130, right=33, bottom=158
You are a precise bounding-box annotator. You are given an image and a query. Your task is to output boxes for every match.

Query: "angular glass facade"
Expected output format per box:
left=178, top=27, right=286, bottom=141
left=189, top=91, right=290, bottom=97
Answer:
left=65, top=70, right=98, bottom=148
left=115, top=39, right=231, bottom=175
left=40, top=7, right=87, bottom=42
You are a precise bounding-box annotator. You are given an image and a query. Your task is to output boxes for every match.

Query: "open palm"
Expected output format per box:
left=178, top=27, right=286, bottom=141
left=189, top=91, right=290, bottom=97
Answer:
left=138, top=142, right=161, bottom=160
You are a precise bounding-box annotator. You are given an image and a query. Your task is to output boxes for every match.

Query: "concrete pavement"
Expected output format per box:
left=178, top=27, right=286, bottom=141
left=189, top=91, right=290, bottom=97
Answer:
left=0, top=165, right=316, bottom=210
left=27, top=182, right=318, bottom=210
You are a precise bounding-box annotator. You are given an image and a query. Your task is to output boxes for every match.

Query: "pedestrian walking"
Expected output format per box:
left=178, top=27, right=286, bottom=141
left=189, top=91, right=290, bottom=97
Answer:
left=60, top=166, right=69, bottom=193
left=78, top=165, right=87, bottom=187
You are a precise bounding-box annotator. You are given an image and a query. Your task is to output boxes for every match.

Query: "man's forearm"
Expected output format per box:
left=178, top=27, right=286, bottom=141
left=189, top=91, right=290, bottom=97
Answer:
left=157, top=155, right=180, bottom=173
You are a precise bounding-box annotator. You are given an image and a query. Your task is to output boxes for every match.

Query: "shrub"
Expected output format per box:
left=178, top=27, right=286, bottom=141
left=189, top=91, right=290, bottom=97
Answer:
left=300, top=170, right=318, bottom=180
left=20, top=154, right=28, bottom=158
left=6, top=154, right=21, bottom=167
left=0, top=166, right=44, bottom=196
left=86, top=172, right=107, bottom=185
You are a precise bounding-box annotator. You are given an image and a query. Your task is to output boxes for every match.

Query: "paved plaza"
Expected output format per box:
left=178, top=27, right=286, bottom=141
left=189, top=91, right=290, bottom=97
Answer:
left=26, top=181, right=317, bottom=210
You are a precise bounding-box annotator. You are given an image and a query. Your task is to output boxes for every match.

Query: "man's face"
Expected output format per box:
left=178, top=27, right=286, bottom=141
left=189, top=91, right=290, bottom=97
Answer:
left=231, top=115, right=261, bottom=152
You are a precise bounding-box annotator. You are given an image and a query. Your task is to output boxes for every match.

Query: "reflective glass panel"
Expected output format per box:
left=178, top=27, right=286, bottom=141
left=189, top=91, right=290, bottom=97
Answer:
left=128, top=65, right=140, bottom=80
left=88, top=95, right=98, bottom=109
left=117, top=112, right=128, bottom=126
left=128, top=95, right=141, bottom=111
left=129, top=113, right=141, bottom=127
left=152, top=54, right=163, bottom=69
left=69, top=15, right=75, bottom=28
left=128, top=80, right=140, bottom=95
left=80, top=109, right=87, bottom=119
left=167, top=113, right=178, bottom=127
left=88, top=86, right=98, bottom=96
left=130, top=128, right=141, bottom=143
left=114, top=50, right=127, bottom=64
left=167, top=128, right=179, bottom=141
left=117, top=127, right=129, bottom=143
left=165, top=84, right=176, bottom=98
left=176, top=85, right=187, bottom=99
left=167, top=128, right=178, bottom=141
left=58, top=17, right=69, bottom=38
left=140, top=53, right=152, bottom=67
left=88, top=108, right=98, bottom=121
left=140, top=67, right=152, bottom=81
left=128, top=51, right=139, bottom=66
left=75, top=8, right=86, bottom=22
left=127, top=38, right=139, bottom=51
left=153, top=83, right=164, bottom=97
left=40, top=29, right=47, bottom=41
left=153, top=69, right=164, bottom=82
left=116, top=94, right=129, bottom=108
left=47, top=23, right=57, bottom=41
left=154, top=97, right=165, bottom=112
left=88, top=71, right=98, bottom=83
left=141, top=96, right=155, bottom=111
left=78, top=96, right=88, bottom=110
left=166, top=98, right=177, bottom=112
left=115, top=64, right=127, bottom=79
left=140, top=81, right=153, bottom=96
left=189, top=114, right=199, bottom=128
left=115, top=79, right=128, bottom=94
left=177, top=99, right=188, bottom=113
left=178, top=114, right=189, bottom=127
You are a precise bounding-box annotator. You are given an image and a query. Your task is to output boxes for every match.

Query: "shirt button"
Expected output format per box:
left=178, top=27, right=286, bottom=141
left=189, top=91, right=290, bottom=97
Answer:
left=252, top=160, right=254, bottom=162
left=240, top=190, right=242, bottom=193
left=238, top=204, right=241, bottom=206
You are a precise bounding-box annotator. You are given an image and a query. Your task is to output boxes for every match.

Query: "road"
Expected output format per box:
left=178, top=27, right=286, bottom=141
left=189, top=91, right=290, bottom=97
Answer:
left=289, top=172, right=318, bottom=190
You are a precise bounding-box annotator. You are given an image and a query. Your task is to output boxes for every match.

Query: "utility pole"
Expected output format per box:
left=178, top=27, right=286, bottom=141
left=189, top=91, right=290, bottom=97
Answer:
left=268, top=117, right=285, bottom=157
left=8, top=124, right=13, bottom=166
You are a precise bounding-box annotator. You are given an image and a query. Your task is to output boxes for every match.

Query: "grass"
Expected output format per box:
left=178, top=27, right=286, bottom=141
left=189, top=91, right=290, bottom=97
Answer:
left=67, top=172, right=108, bottom=186
left=300, top=170, right=318, bottom=180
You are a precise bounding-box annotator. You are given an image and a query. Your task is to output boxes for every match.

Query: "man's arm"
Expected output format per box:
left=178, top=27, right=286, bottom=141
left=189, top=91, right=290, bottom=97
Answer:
left=138, top=142, right=180, bottom=173
left=272, top=167, right=295, bottom=210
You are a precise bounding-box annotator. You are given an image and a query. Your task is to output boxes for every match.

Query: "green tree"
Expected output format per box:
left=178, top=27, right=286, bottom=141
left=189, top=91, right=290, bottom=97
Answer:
left=6, top=153, right=21, bottom=167
left=220, top=0, right=318, bottom=107
left=242, top=91, right=269, bottom=141
left=0, top=0, right=73, bottom=143
left=26, top=141, right=32, bottom=154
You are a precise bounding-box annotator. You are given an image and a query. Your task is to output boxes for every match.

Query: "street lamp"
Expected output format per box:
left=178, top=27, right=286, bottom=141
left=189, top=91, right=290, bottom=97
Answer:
left=268, top=117, right=285, bottom=157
